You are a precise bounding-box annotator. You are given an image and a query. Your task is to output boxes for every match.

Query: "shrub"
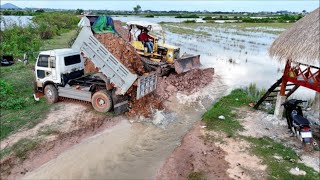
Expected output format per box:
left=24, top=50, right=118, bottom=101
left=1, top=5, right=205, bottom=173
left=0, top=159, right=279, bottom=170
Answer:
left=202, top=16, right=213, bottom=20
left=182, top=20, right=196, bottom=23
left=0, top=23, right=42, bottom=58
left=145, top=15, right=154, bottom=18
left=37, top=22, right=58, bottom=39
left=0, top=97, right=27, bottom=110
left=0, top=79, right=13, bottom=97
left=33, top=12, right=80, bottom=30
left=175, top=14, right=199, bottom=18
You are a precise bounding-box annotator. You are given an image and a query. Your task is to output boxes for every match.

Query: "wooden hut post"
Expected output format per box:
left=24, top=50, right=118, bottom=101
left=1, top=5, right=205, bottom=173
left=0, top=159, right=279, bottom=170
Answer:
left=274, top=59, right=291, bottom=118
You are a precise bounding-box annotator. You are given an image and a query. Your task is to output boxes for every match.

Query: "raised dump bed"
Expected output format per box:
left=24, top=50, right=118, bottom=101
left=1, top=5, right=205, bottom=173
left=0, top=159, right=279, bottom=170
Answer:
left=73, top=16, right=157, bottom=98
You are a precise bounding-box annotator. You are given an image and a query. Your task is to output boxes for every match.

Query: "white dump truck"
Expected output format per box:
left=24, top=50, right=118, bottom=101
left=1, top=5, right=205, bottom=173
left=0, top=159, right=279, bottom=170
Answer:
left=33, top=16, right=157, bottom=114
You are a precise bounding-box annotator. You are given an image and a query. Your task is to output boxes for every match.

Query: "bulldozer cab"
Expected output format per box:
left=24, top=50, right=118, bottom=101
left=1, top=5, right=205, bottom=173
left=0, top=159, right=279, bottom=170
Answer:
left=126, top=21, right=174, bottom=62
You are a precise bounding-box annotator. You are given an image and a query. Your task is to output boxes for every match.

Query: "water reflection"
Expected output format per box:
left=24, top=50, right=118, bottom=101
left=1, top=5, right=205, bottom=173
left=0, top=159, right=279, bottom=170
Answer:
left=162, top=25, right=315, bottom=99
left=0, top=15, right=33, bottom=29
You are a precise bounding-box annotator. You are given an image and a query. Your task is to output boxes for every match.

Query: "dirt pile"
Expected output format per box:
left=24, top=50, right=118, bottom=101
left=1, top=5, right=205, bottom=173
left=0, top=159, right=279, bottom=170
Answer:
left=156, top=68, right=214, bottom=100
left=126, top=68, right=215, bottom=117
left=127, top=93, right=163, bottom=118
left=95, top=33, right=145, bottom=75
left=114, top=20, right=130, bottom=42
left=84, top=58, right=99, bottom=73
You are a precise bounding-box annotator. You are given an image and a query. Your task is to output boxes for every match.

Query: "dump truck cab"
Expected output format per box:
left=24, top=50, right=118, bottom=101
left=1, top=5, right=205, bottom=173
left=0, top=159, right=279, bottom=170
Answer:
left=35, top=48, right=84, bottom=90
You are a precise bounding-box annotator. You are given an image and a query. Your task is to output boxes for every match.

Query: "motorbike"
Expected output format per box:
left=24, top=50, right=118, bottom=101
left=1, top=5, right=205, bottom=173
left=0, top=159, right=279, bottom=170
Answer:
left=282, top=99, right=313, bottom=145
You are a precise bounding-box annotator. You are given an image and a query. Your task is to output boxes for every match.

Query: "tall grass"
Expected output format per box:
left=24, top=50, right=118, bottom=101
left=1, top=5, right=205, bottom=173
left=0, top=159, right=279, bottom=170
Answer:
left=244, top=83, right=266, bottom=101
left=0, top=12, right=79, bottom=59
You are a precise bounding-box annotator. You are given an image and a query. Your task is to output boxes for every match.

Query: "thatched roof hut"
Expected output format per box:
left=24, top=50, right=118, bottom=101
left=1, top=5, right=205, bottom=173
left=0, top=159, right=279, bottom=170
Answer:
left=269, top=8, right=320, bottom=64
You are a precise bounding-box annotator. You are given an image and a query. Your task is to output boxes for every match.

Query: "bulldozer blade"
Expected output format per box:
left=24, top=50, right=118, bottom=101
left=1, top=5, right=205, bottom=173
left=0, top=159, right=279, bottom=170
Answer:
left=174, top=54, right=201, bottom=74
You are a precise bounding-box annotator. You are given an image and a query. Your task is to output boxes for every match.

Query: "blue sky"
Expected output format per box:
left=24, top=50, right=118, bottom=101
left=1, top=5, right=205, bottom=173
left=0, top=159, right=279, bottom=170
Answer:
left=1, top=0, right=319, bottom=12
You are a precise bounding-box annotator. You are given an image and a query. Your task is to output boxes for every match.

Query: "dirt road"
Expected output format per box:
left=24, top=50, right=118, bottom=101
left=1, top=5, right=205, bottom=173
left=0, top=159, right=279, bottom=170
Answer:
left=4, top=73, right=227, bottom=179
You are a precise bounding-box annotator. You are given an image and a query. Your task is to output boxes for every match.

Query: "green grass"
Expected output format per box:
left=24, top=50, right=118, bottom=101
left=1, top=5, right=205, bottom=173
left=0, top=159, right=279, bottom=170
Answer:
left=0, top=63, right=52, bottom=140
left=162, top=22, right=292, bottom=35
left=41, top=29, right=77, bottom=50
left=12, top=138, right=40, bottom=160
left=38, top=125, right=60, bottom=136
left=0, top=138, right=40, bottom=160
left=245, top=137, right=320, bottom=180
left=0, top=30, right=75, bottom=141
left=188, top=171, right=207, bottom=180
left=203, top=88, right=320, bottom=179
left=203, top=89, right=254, bottom=136
left=163, top=24, right=211, bottom=37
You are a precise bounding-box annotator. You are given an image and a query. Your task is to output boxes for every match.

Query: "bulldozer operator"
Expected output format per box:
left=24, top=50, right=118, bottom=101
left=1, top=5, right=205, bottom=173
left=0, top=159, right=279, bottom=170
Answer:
left=138, top=29, right=154, bottom=53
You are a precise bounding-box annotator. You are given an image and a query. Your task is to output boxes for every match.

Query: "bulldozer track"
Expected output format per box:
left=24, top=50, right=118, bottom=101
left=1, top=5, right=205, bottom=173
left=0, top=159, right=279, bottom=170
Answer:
left=141, top=57, right=166, bottom=66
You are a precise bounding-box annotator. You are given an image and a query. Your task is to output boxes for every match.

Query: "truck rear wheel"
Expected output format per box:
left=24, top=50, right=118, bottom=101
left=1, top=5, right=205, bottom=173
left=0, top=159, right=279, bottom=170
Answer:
left=92, top=90, right=113, bottom=113
left=44, top=84, right=58, bottom=104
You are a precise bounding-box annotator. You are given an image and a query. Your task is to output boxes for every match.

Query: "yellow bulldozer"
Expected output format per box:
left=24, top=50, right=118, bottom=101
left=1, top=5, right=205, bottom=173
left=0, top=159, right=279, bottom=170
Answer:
left=126, top=21, right=200, bottom=75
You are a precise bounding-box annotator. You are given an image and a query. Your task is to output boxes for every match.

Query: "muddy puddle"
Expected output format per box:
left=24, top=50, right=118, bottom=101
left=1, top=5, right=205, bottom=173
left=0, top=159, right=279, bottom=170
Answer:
left=23, top=76, right=227, bottom=179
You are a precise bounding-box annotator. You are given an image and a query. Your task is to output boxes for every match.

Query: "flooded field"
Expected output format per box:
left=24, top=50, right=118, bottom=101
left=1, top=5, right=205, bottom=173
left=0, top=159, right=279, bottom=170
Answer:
left=161, top=22, right=315, bottom=99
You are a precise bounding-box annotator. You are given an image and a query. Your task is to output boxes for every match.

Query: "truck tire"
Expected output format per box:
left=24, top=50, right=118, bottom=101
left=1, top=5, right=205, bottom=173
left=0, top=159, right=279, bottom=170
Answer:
left=44, top=84, right=58, bottom=104
left=92, top=90, right=113, bottom=113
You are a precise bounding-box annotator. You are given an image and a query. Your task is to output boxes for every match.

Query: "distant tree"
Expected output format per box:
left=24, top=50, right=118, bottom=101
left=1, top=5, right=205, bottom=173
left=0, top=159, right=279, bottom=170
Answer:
left=76, top=9, right=84, bottom=15
left=133, top=5, right=142, bottom=14
left=35, top=9, right=45, bottom=13
left=3, top=11, right=11, bottom=15
left=302, top=10, right=306, bottom=13
left=15, top=11, right=25, bottom=15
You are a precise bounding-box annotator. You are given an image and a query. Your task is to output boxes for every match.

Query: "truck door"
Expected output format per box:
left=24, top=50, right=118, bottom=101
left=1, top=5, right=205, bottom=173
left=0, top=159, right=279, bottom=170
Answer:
left=36, top=55, right=57, bottom=83
left=49, top=56, right=57, bottom=80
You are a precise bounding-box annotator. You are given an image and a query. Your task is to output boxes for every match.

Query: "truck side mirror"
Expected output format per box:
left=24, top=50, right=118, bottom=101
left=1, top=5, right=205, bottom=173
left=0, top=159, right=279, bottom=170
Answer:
left=49, top=56, right=56, bottom=68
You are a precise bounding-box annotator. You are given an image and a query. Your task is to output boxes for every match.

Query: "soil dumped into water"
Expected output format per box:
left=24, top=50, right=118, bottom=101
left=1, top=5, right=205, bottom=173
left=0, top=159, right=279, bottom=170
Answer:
left=84, top=20, right=216, bottom=118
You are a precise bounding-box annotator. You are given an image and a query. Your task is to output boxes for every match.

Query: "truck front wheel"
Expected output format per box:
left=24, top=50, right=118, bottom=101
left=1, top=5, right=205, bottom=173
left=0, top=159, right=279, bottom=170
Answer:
left=92, top=90, right=113, bottom=113
left=44, top=84, right=58, bottom=104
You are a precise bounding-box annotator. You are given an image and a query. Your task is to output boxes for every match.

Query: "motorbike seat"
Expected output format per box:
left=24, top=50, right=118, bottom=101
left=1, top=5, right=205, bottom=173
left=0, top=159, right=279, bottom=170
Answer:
left=292, top=114, right=310, bottom=126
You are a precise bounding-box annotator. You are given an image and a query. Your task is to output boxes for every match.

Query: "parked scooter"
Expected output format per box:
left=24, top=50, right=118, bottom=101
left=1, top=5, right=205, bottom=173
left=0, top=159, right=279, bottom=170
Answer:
left=282, top=99, right=313, bottom=145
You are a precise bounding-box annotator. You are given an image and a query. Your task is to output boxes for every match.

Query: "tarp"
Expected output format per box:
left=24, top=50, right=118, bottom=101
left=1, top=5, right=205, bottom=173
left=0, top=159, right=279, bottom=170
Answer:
left=92, top=16, right=116, bottom=34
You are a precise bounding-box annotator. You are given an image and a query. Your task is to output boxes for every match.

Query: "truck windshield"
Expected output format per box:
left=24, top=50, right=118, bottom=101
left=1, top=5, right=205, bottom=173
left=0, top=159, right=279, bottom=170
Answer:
left=64, top=55, right=81, bottom=66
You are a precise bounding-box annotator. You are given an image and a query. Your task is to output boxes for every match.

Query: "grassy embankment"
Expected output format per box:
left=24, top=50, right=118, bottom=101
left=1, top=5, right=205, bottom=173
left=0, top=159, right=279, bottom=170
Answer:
left=195, top=87, right=320, bottom=180
left=0, top=13, right=78, bottom=141
left=0, top=31, right=77, bottom=161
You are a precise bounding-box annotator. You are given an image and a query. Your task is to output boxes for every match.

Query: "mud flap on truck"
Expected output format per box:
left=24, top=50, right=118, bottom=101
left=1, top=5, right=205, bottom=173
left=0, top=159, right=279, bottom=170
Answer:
left=174, top=54, right=201, bottom=74
left=33, top=81, right=44, bottom=101
left=136, top=73, right=157, bottom=100
left=112, top=91, right=129, bottom=115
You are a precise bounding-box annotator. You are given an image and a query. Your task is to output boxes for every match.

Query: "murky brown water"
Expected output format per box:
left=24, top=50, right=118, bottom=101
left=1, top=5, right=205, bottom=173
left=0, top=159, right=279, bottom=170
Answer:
left=24, top=77, right=227, bottom=179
